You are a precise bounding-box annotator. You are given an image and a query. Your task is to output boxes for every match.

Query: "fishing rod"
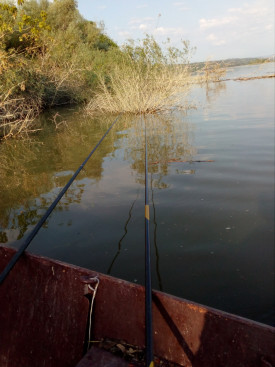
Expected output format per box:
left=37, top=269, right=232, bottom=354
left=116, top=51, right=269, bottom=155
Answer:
left=144, top=116, right=154, bottom=367
left=0, top=114, right=121, bottom=286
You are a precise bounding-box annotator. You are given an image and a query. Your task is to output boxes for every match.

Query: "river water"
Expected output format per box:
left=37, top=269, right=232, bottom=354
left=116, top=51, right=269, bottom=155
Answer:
left=0, top=63, right=274, bottom=325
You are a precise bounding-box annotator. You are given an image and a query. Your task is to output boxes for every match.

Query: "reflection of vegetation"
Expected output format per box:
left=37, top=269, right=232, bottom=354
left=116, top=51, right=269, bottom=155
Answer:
left=1, top=183, right=86, bottom=243
left=204, top=80, right=227, bottom=105
left=106, top=112, right=195, bottom=285
left=0, top=109, right=198, bottom=245
left=0, top=231, right=8, bottom=243
left=124, top=114, right=197, bottom=188
left=0, top=111, right=129, bottom=242
left=105, top=112, right=196, bottom=278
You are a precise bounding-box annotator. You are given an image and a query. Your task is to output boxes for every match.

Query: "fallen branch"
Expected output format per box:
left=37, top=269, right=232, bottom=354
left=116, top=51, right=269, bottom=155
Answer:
left=149, top=159, right=215, bottom=165
left=218, top=75, right=275, bottom=83
left=233, top=75, right=275, bottom=81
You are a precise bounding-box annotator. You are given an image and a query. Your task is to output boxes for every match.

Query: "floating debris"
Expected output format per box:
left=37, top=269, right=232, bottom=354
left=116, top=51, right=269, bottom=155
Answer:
left=92, top=338, right=182, bottom=366
left=149, top=159, right=215, bottom=165
left=219, top=75, right=275, bottom=82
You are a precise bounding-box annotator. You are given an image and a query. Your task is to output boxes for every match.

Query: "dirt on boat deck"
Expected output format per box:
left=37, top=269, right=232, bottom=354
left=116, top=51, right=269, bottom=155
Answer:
left=87, top=338, right=182, bottom=366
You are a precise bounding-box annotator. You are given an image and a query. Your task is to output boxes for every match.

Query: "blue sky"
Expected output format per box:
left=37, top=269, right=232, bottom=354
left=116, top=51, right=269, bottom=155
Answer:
left=77, top=0, right=274, bottom=62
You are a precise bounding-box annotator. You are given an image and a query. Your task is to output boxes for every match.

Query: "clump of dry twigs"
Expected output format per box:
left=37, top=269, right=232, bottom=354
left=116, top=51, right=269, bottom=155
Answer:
left=0, top=93, right=41, bottom=139
left=198, top=60, right=227, bottom=83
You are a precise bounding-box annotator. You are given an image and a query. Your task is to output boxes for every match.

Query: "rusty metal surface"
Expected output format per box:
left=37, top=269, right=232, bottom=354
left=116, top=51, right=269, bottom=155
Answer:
left=0, top=247, right=92, bottom=367
left=152, top=293, right=275, bottom=367
left=0, top=246, right=274, bottom=367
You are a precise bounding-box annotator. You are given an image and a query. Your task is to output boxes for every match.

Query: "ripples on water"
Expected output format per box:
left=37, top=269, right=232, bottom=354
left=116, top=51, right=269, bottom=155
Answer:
left=0, top=63, right=274, bottom=325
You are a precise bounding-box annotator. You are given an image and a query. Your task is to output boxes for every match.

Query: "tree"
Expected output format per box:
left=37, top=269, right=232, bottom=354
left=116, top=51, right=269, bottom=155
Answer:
left=1, top=0, right=50, bottom=55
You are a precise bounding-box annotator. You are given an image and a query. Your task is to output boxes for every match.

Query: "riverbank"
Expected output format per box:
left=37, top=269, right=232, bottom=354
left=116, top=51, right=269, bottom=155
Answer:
left=0, top=0, right=120, bottom=139
left=1, top=1, right=273, bottom=140
left=0, top=1, right=229, bottom=140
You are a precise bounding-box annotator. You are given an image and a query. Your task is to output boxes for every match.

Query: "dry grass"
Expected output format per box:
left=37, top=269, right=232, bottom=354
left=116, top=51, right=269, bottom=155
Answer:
left=86, top=59, right=194, bottom=115
left=0, top=51, right=42, bottom=139
left=198, top=60, right=227, bottom=83
left=0, top=94, right=41, bottom=139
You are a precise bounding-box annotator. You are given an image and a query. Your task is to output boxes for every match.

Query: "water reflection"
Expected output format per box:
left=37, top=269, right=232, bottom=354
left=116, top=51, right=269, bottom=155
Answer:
left=0, top=110, right=197, bottom=247
left=204, top=81, right=227, bottom=105
left=0, top=112, right=132, bottom=243
left=124, top=113, right=197, bottom=187
left=106, top=113, right=196, bottom=288
left=107, top=189, right=140, bottom=275
left=151, top=173, right=163, bottom=291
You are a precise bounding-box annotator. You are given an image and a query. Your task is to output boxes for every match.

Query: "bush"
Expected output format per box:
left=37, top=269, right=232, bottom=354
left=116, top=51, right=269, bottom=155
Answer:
left=0, top=0, right=119, bottom=138
left=87, top=36, right=195, bottom=114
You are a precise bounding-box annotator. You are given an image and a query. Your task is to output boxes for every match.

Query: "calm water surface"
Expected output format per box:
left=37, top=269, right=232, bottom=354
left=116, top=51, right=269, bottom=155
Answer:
left=0, top=63, right=274, bottom=325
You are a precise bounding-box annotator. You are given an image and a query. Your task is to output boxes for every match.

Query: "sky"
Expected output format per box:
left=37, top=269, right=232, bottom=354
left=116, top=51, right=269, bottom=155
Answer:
left=77, top=0, right=274, bottom=62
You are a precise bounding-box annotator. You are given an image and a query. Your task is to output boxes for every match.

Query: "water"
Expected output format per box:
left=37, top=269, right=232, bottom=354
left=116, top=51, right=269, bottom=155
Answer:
left=0, top=63, right=274, bottom=325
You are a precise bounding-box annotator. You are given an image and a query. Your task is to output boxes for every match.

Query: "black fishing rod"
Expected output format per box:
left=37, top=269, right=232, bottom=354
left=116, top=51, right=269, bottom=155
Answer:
left=0, top=114, right=121, bottom=285
left=144, top=116, right=154, bottom=367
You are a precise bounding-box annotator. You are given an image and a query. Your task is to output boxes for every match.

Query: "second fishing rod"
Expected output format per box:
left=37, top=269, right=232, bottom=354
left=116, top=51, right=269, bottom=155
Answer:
left=144, top=115, right=154, bottom=367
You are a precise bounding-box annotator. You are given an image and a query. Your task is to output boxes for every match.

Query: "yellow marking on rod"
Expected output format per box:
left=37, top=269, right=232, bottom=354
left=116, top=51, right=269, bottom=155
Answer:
left=145, top=205, right=150, bottom=220
left=149, top=362, right=154, bottom=367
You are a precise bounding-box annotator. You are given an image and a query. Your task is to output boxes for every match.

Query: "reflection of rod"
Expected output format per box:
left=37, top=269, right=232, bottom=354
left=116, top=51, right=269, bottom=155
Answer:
left=107, top=190, right=139, bottom=275
left=0, top=114, right=122, bottom=285
left=150, top=173, right=163, bottom=291
left=144, top=117, right=154, bottom=367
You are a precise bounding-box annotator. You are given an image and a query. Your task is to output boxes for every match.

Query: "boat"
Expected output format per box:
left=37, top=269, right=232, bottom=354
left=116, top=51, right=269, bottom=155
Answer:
left=0, top=246, right=274, bottom=367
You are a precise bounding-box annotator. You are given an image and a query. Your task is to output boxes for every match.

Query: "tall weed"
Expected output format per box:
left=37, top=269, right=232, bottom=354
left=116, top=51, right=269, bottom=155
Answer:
left=87, top=36, right=195, bottom=115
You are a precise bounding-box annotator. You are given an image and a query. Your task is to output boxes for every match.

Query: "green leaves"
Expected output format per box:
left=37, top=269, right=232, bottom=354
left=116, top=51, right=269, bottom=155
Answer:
left=1, top=1, right=51, bottom=44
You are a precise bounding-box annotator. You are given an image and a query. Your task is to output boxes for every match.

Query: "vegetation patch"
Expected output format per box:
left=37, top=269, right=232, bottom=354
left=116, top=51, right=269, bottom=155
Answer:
left=87, top=37, right=196, bottom=115
left=0, top=0, right=118, bottom=139
left=0, top=0, right=226, bottom=139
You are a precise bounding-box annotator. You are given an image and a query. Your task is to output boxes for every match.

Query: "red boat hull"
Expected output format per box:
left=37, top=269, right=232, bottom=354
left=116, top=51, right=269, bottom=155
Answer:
left=0, top=246, right=274, bottom=367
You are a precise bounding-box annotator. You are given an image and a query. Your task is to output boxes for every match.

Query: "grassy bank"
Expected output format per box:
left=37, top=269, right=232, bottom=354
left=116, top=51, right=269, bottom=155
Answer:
left=0, top=0, right=120, bottom=139
left=0, top=0, right=224, bottom=140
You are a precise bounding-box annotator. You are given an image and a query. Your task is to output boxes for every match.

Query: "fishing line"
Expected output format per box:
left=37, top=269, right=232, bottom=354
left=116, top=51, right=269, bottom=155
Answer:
left=0, top=114, right=122, bottom=285
left=107, top=188, right=140, bottom=275
left=150, top=172, right=163, bottom=291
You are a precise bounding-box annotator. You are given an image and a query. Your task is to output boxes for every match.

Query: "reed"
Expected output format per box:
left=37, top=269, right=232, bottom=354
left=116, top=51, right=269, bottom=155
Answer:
left=87, top=37, right=195, bottom=115
left=199, top=60, right=227, bottom=83
left=87, top=63, right=193, bottom=115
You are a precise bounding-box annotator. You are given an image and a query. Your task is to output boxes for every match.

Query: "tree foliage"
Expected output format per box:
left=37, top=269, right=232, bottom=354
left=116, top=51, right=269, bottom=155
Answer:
left=0, top=0, right=119, bottom=138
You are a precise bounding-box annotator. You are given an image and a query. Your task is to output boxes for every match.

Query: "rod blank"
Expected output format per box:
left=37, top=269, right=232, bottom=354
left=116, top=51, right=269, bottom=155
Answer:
left=144, top=117, right=154, bottom=367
